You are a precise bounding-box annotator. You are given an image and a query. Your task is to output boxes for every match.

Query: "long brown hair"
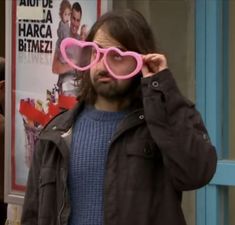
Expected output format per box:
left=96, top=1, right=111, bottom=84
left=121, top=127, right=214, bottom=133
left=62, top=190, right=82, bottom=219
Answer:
left=78, top=9, right=157, bottom=109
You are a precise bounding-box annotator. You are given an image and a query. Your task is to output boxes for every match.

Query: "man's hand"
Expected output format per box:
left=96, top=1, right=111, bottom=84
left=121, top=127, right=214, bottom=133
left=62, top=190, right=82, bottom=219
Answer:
left=141, top=53, right=168, bottom=78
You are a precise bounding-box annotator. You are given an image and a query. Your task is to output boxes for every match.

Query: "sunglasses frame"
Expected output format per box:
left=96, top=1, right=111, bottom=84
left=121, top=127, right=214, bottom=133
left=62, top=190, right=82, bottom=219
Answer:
left=60, top=37, right=143, bottom=80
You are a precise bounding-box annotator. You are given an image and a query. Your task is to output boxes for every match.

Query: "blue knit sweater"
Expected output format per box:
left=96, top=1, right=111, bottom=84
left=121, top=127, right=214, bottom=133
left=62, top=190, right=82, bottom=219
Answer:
left=68, top=106, right=127, bottom=225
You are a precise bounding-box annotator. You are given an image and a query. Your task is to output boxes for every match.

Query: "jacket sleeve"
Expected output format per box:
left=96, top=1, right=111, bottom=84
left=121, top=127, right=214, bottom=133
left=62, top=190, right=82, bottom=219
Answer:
left=21, top=140, right=43, bottom=225
left=141, top=69, right=217, bottom=191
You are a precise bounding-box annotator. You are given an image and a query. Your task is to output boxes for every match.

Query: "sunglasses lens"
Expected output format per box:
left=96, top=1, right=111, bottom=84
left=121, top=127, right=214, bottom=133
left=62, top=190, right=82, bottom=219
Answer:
left=62, top=43, right=97, bottom=69
left=106, top=50, right=138, bottom=77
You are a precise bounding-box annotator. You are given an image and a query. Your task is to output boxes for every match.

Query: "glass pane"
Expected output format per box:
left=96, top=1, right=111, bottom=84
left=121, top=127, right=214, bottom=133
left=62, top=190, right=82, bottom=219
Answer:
left=113, top=1, right=195, bottom=225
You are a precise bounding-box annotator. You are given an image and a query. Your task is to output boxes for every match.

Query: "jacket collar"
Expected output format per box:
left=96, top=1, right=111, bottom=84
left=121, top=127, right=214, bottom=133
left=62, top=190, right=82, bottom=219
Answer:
left=42, top=101, right=145, bottom=137
left=111, top=108, right=145, bottom=143
left=42, top=101, right=85, bottom=133
left=39, top=101, right=145, bottom=157
left=38, top=101, right=84, bottom=160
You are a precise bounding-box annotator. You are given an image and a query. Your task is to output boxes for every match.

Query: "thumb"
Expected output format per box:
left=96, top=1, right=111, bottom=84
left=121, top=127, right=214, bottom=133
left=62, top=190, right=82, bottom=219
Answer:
left=141, top=63, right=151, bottom=77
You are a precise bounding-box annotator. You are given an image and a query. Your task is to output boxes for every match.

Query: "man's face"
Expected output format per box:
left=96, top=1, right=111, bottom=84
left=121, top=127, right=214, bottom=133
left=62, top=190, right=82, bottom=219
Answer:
left=70, top=9, right=81, bottom=37
left=90, top=28, right=134, bottom=101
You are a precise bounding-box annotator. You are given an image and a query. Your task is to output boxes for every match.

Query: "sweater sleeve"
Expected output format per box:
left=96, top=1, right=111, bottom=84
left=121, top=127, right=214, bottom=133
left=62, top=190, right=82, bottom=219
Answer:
left=141, top=69, right=217, bottom=191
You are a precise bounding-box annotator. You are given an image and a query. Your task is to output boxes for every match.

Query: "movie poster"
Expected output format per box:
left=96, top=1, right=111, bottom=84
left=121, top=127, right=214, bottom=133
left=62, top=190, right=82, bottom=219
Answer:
left=6, top=0, right=102, bottom=202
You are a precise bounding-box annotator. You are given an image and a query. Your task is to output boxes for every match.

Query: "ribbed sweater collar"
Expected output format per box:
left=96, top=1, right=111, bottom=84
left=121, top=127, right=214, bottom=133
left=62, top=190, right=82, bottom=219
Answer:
left=82, top=105, right=128, bottom=122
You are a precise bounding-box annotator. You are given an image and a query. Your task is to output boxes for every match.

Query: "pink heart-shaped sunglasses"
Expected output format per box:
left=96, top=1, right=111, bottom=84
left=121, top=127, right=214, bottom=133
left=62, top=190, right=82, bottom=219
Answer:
left=60, top=37, right=143, bottom=80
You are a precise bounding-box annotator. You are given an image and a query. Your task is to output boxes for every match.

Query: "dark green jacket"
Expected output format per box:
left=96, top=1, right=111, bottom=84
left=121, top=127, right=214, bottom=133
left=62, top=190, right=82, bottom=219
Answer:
left=21, top=69, right=217, bottom=225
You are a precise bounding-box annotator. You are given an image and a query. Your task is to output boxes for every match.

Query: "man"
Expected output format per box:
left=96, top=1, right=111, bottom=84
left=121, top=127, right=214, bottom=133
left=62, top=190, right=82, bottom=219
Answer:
left=52, top=2, right=82, bottom=96
left=21, top=9, right=217, bottom=225
left=0, top=57, right=7, bottom=225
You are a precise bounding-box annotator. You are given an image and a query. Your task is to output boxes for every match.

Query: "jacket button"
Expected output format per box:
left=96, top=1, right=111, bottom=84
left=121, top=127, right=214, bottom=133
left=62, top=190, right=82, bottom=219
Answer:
left=143, top=148, right=152, bottom=156
left=152, top=81, right=159, bottom=88
left=202, top=133, right=210, bottom=142
left=52, top=126, right=57, bottom=130
left=139, top=115, right=144, bottom=120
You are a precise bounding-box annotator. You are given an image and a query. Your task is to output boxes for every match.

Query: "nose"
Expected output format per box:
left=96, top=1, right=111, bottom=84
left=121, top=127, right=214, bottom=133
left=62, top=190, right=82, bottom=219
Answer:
left=95, top=52, right=109, bottom=72
left=97, top=52, right=105, bottom=63
left=76, top=21, right=80, bottom=27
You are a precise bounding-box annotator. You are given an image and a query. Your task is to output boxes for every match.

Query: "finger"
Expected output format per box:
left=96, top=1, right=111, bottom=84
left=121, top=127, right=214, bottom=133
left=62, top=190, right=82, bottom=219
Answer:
left=144, top=54, right=167, bottom=72
left=141, top=63, right=150, bottom=76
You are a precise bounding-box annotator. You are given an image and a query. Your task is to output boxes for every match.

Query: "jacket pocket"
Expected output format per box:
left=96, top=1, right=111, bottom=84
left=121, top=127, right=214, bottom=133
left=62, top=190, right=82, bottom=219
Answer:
left=39, top=167, right=56, bottom=220
left=125, top=140, right=162, bottom=190
left=127, top=141, right=157, bottom=159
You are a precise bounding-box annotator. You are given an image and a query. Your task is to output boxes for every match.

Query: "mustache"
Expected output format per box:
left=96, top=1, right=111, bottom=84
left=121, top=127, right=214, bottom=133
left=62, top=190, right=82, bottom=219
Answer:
left=94, top=71, right=114, bottom=81
left=97, top=71, right=110, bottom=77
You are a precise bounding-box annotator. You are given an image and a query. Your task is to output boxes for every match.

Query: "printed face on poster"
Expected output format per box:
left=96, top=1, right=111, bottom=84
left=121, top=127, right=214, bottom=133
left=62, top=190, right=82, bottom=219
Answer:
left=5, top=0, right=106, bottom=204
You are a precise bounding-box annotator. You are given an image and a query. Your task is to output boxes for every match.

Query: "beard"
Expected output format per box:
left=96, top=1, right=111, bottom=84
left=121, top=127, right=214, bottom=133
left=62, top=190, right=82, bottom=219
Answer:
left=91, top=72, right=134, bottom=101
